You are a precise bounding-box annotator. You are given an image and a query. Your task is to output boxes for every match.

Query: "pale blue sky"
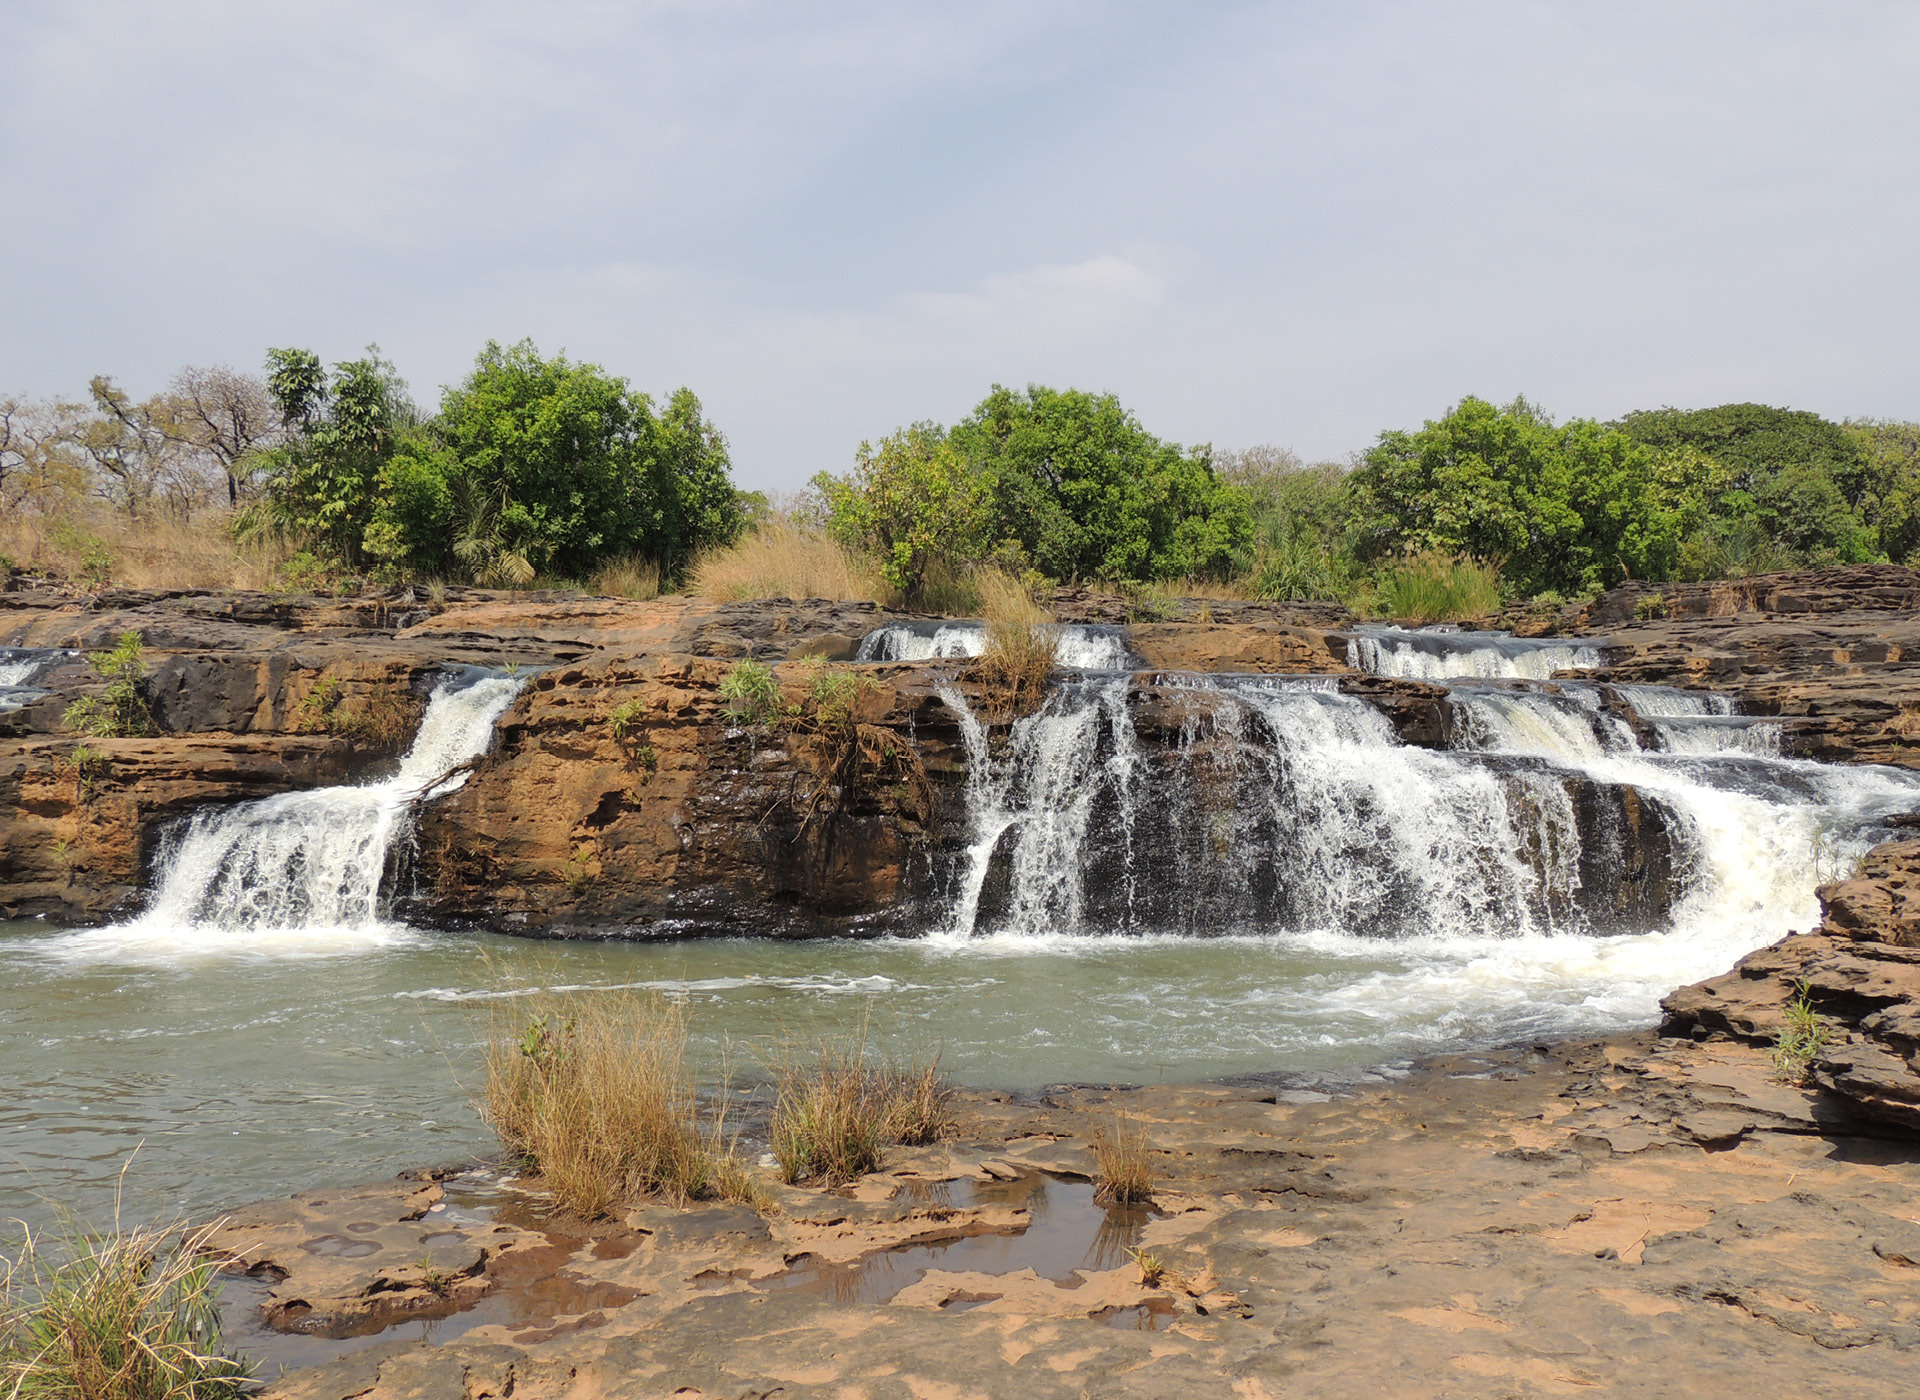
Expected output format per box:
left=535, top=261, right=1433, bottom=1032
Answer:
left=5, top=1, right=1917, bottom=488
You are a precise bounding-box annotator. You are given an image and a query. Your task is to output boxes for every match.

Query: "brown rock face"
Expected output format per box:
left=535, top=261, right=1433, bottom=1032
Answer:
left=1662, top=840, right=1920, bottom=1129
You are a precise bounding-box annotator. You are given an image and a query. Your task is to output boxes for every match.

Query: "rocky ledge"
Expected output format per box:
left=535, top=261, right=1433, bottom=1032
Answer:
left=11, top=564, right=1920, bottom=930
left=207, top=1013, right=1920, bottom=1400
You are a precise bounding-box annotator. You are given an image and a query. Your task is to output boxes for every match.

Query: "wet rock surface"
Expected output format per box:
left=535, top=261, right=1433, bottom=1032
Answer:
left=210, top=1028, right=1920, bottom=1399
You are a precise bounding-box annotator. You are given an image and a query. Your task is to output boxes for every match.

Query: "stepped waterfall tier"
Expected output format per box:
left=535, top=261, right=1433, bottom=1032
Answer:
left=60, top=674, right=522, bottom=958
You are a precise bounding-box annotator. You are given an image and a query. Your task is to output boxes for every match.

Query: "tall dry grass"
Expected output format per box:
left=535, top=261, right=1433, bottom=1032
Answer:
left=588, top=552, right=661, bottom=600
left=974, top=566, right=1052, bottom=624
left=0, top=1217, right=252, bottom=1400
left=769, top=1039, right=955, bottom=1186
left=689, top=518, right=886, bottom=603
left=970, top=620, right=1059, bottom=718
left=1090, top=1116, right=1155, bottom=1205
left=480, top=993, right=762, bottom=1219
left=0, top=507, right=294, bottom=592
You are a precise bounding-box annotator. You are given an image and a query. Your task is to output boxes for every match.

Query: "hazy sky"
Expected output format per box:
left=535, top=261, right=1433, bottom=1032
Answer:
left=6, top=1, right=1917, bottom=489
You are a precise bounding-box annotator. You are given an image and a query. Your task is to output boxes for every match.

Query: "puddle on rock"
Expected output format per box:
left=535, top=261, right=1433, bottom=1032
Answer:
left=218, top=1176, right=644, bottom=1379
left=771, top=1174, right=1156, bottom=1306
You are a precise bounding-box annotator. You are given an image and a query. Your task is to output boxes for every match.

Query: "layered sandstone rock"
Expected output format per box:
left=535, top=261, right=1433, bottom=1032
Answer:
left=1662, top=840, right=1920, bottom=1129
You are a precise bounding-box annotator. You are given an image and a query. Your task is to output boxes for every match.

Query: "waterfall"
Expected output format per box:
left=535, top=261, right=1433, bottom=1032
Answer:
left=933, top=652, right=1920, bottom=957
left=0, top=649, right=60, bottom=689
left=858, top=621, right=1139, bottom=670
left=1351, top=627, right=1600, bottom=680
left=71, top=675, right=522, bottom=957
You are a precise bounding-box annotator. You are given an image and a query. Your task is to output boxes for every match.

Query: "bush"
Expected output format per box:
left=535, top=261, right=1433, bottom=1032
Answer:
left=0, top=1219, right=252, bottom=1400
left=1371, top=552, right=1502, bottom=624
left=62, top=632, right=157, bottom=739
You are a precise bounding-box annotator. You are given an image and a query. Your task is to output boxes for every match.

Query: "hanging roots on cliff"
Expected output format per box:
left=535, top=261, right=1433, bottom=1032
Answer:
left=784, top=659, right=934, bottom=830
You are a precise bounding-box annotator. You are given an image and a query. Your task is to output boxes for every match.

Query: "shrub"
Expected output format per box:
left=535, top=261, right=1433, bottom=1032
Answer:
left=1090, top=1116, right=1155, bottom=1205
left=689, top=517, right=884, bottom=603
left=0, top=1218, right=253, bottom=1400
left=62, top=632, right=157, bottom=739
left=769, top=1039, right=954, bottom=1186
left=1632, top=593, right=1670, bottom=620
left=480, top=994, right=761, bottom=1219
left=1772, top=984, right=1830, bottom=1085
left=718, top=658, right=785, bottom=728
left=1372, top=552, right=1502, bottom=624
left=969, top=621, right=1058, bottom=719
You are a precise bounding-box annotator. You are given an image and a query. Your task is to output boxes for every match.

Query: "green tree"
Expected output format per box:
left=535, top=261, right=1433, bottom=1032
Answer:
left=1349, top=396, right=1677, bottom=595
left=813, top=423, right=992, bottom=595
left=951, top=385, right=1249, bottom=583
left=259, top=347, right=416, bottom=565
left=1618, top=403, right=1877, bottom=564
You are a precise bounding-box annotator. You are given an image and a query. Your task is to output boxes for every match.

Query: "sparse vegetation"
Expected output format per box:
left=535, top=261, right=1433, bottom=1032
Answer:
left=481, top=993, right=764, bottom=1220
left=1772, top=983, right=1831, bottom=1085
left=1633, top=593, right=1671, bottom=620
left=62, top=632, right=157, bottom=739
left=689, top=515, right=885, bottom=604
left=67, top=746, right=109, bottom=802
left=292, top=675, right=419, bottom=750
left=0, top=1217, right=253, bottom=1400
left=769, top=1038, right=956, bottom=1186
left=1090, top=1116, right=1155, bottom=1205
left=969, top=621, right=1059, bottom=719
left=1125, top=1247, right=1166, bottom=1287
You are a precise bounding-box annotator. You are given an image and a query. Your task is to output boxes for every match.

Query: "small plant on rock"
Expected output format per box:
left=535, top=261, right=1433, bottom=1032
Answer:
left=608, top=698, right=661, bottom=774
left=718, top=658, right=786, bottom=728
left=1125, top=1247, right=1166, bottom=1287
left=1772, top=983, right=1831, bottom=1085
left=68, top=745, right=110, bottom=801
left=62, top=632, right=157, bottom=739
left=1633, top=592, right=1672, bottom=621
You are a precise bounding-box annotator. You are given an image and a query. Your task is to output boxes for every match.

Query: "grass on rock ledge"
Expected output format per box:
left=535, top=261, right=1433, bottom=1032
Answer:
left=769, top=1039, right=955, bottom=1187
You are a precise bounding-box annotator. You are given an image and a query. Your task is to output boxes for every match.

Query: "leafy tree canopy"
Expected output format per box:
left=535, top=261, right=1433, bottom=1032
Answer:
left=259, top=340, right=743, bottom=584
left=1348, top=396, right=1677, bottom=595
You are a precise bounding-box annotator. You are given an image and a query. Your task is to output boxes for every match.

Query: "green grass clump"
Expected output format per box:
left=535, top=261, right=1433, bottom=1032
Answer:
left=0, top=1219, right=252, bottom=1400
left=718, top=658, right=785, bottom=728
left=1372, top=551, right=1502, bottom=624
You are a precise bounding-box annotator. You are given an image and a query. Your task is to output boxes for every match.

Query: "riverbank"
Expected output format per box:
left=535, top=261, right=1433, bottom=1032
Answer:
left=192, top=850, right=1920, bottom=1398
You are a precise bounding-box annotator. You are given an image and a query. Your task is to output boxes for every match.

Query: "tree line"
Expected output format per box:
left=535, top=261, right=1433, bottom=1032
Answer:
left=6, top=340, right=1917, bottom=604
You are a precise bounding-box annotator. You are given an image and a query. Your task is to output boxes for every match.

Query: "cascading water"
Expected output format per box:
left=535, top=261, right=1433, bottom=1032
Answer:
left=857, top=621, right=1139, bottom=670
left=1352, top=626, right=1601, bottom=680
left=933, top=638, right=1920, bottom=1020
left=63, top=674, right=522, bottom=958
left=0, top=648, right=63, bottom=694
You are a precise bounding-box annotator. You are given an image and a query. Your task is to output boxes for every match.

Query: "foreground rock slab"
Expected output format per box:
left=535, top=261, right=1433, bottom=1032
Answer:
left=214, top=1028, right=1920, bottom=1400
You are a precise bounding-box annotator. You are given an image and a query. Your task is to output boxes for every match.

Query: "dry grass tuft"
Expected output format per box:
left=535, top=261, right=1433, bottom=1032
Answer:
left=975, top=566, right=1052, bottom=624
left=690, top=518, right=885, bottom=603
left=969, top=621, right=1059, bottom=719
left=1090, top=1116, right=1155, bottom=1205
left=481, top=993, right=763, bottom=1219
left=769, top=1040, right=955, bottom=1186
left=0, top=506, right=295, bottom=592
left=0, top=1217, right=252, bottom=1400
left=590, top=553, right=661, bottom=601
